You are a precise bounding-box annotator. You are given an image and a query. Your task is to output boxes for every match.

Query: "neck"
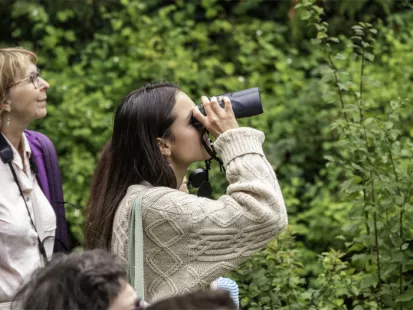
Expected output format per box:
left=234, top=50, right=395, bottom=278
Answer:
left=170, top=162, right=188, bottom=189
left=1, top=115, right=27, bottom=150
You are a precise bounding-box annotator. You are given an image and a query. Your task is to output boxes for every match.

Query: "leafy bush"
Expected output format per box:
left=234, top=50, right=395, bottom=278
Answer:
left=1, top=0, right=412, bottom=308
left=230, top=1, right=413, bottom=309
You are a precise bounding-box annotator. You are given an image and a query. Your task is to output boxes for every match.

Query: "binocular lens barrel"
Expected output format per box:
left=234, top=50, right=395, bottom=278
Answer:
left=191, top=87, right=263, bottom=129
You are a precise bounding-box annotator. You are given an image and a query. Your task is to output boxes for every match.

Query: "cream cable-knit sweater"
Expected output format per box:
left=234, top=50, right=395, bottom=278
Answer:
left=111, top=127, right=288, bottom=303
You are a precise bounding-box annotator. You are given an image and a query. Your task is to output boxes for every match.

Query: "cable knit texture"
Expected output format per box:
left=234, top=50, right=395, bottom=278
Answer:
left=111, top=127, right=288, bottom=303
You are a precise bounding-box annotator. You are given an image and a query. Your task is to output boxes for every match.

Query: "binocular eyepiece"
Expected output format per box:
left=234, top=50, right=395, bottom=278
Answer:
left=191, top=87, right=263, bottom=129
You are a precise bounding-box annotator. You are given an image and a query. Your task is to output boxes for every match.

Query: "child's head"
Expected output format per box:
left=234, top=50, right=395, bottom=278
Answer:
left=147, top=290, right=237, bottom=310
left=12, top=249, right=140, bottom=310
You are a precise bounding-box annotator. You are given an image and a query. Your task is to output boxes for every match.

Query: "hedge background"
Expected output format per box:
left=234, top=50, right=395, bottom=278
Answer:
left=1, top=0, right=412, bottom=308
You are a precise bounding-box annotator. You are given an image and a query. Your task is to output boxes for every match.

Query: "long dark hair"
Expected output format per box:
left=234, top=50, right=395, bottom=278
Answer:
left=84, top=82, right=180, bottom=249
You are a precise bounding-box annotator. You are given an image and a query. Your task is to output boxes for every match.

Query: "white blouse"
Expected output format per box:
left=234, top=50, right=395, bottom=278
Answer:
left=0, top=133, right=56, bottom=302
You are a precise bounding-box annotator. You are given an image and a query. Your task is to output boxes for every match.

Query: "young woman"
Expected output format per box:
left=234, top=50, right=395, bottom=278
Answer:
left=85, top=82, right=288, bottom=303
left=0, top=48, right=55, bottom=309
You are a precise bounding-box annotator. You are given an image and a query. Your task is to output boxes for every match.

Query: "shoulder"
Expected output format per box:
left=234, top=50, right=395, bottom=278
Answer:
left=24, top=129, right=55, bottom=149
left=24, top=130, right=51, bottom=142
left=24, top=130, right=58, bottom=157
left=118, top=184, right=199, bottom=216
left=113, top=184, right=152, bottom=228
left=141, top=186, right=202, bottom=215
left=114, top=183, right=215, bottom=228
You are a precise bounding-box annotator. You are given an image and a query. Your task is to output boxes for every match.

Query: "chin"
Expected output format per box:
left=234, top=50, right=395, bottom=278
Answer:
left=36, top=109, right=48, bottom=119
left=191, top=153, right=210, bottom=163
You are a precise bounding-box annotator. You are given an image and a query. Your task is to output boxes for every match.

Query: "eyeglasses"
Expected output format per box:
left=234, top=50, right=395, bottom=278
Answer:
left=8, top=70, right=42, bottom=89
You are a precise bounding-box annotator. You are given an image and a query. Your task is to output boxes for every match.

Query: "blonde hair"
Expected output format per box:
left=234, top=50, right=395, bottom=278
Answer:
left=0, top=47, right=38, bottom=126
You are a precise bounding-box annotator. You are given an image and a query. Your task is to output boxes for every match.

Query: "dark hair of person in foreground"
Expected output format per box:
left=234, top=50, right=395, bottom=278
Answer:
left=146, top=290, right=237, bottom=310
left=11, top=249, right=138, bottom=310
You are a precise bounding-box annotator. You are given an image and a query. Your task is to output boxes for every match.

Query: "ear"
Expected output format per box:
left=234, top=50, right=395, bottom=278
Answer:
left=0, top=101, right=11, bottom=112
left=157, top=137, right=172, bottom=157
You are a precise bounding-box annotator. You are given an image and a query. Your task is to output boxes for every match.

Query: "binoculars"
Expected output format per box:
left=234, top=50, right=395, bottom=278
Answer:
left=191, top=87, right=263, bottom=129
left=188, top=87, right=263, bottom=198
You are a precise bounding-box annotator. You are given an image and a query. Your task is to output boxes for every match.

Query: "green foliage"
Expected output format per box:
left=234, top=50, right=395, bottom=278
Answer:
left=230, top=1, right=413, bottom=309
left=1, top=0, right=413, bottom=308
left=231, top=231, right=309, bottom=310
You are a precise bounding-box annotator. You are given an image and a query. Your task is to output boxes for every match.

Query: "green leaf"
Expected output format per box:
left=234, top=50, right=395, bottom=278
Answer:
left=351, top=162, right=364, bottom=173
left=361, top=41, right=371, bottom=48
left=364, top=53, right=375, bottom=62
left=352, top=25, right=363, bottom=31
left=383, top=263, right=398, bottom=278
left=301, top=11, right=312, bottom=20
left=337, top=83, right=348, bottom=91
left=360, top=274, right=378, bottom=289
left=396, top=287, right=413, bottom=302
left=222, top=63, right=235, bottom=75
left=395, top=195, right=404, bottom=205
left=335, top=53, right=346, bottom=60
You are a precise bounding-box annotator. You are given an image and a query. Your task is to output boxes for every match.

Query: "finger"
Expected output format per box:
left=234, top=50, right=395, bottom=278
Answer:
left=201, top=96, right=214, bottom=118
left=222, top=96, right=233, bottom=114
left=192, top=106, right=208, bottom=127
left=209, top=96, right=222, bottom=114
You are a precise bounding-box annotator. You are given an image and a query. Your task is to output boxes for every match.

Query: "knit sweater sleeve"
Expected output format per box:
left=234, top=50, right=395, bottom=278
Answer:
left=135, top=127, right=287, bottom=302
left=191, top=127, right=287, bottom=263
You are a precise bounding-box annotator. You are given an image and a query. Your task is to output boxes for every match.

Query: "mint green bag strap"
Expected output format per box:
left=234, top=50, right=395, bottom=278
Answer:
left=128, top=193, right=145, bottom=300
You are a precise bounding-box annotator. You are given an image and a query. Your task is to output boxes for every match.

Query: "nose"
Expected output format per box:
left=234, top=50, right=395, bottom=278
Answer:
left=39, top=77, right=50, bottom=90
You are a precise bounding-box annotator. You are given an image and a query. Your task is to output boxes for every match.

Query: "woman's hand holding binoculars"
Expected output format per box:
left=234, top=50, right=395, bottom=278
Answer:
left=192, top=96, right=239, bottom=138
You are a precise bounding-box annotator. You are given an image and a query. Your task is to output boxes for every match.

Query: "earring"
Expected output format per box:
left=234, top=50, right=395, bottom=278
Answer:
left=6, top=114, right=10, bottom=126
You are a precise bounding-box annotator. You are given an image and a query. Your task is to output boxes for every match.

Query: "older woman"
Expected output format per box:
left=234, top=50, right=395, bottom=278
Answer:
left=0, top=48, right=56, bottom=309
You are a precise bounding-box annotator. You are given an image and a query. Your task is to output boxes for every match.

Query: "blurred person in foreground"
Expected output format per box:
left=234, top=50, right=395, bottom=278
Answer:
left=84, top=81, right=288, bottom=303
left=12, top=249, right=235, bottom=310
left=0, top=47, right=56, bottom=310
left=145, top=290, right=237, bottom=310
left=11, top=249, right=142, bottom=310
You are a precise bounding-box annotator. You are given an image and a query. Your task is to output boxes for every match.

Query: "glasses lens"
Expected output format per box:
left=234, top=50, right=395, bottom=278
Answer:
left=31, top=72, right=40, bottom=88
